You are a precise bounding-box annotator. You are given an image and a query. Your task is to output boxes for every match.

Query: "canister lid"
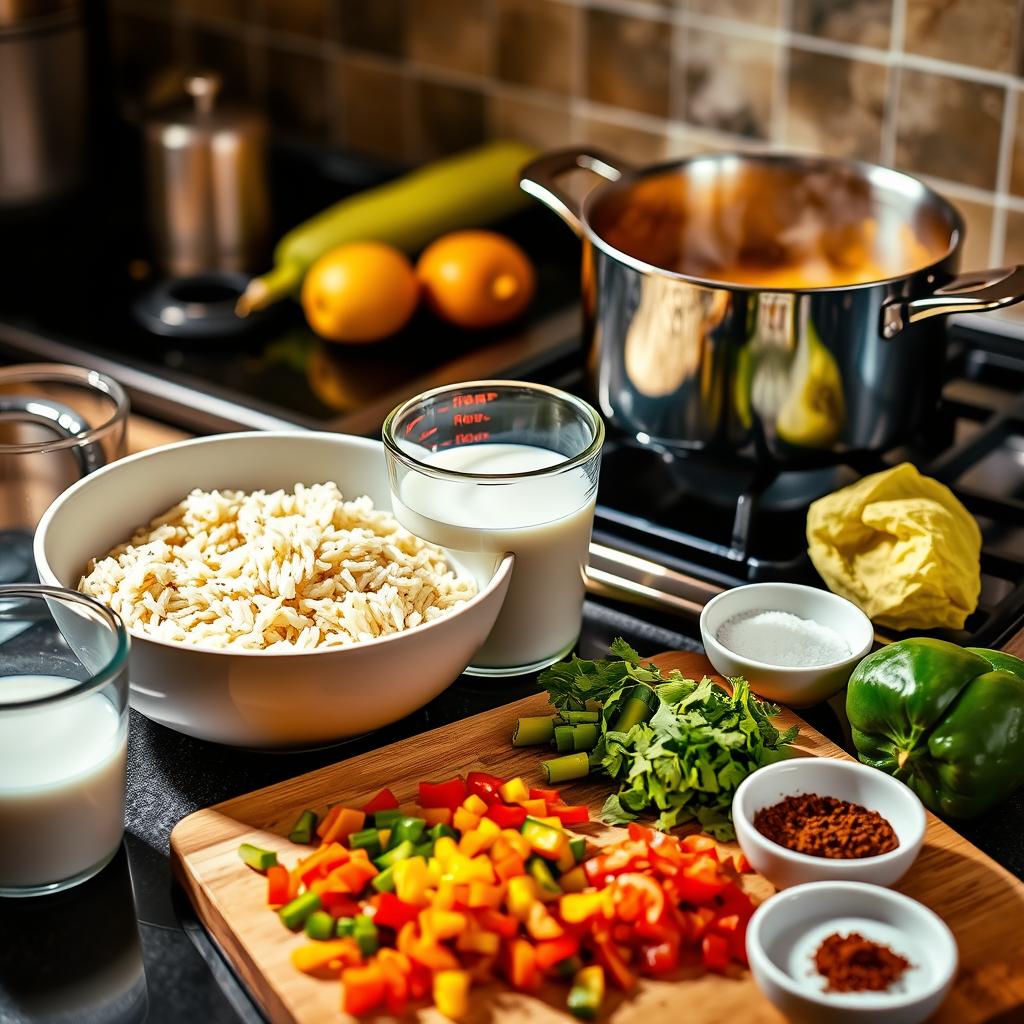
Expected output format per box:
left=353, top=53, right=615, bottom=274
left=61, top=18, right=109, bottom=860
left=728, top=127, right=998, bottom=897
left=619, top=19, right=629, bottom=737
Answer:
left=144, top=72, right=266, bottom=143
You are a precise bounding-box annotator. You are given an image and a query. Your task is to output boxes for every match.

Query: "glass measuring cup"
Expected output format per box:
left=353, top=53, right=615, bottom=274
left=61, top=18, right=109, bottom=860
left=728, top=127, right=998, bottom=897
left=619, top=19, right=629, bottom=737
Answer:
left=383, top=381, right=604, bottom=676
left=0, top=364, right=128, bottom=586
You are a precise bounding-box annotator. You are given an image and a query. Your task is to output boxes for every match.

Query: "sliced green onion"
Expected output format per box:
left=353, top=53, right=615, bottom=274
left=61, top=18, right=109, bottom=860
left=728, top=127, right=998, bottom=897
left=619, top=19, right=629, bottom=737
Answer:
left=305, top=910, right=335, bottom=941
left=336, top=916, right=356, bottom=937
left=611, top=684, right=659, bottom=733
left=542, top=752, right=591, bottom=785
left=238, top=843, right=278, bottom=872
left=287, top=809, right=318, bottom=845
left=571, top=723, right=599, bottom=751
left=553, top=725, right=576, bottom=753
left=513, top=715, right=556, bottom=746
left=560, top=711, right=600, bottom=725
left=279, top=891, right=321, bottom=930
left=373, top=808, right=402, bottom=829
left=353, top=916, right=379, bottom=956
left=349, top=828, right=383, bottom=857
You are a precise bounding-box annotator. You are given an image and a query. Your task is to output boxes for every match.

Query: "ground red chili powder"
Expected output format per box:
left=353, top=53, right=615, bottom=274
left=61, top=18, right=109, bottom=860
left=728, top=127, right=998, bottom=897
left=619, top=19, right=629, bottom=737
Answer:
left=753, top=793, right=899, bottom=858
left=814, top=932, right=911, bottom=992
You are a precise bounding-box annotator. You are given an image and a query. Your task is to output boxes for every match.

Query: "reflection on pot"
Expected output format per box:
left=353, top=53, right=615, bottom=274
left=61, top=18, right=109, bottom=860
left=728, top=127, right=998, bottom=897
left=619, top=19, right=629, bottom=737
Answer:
left=737, top=295, right=846, bottom=450
left=0, top=845, right=148, bottom=1023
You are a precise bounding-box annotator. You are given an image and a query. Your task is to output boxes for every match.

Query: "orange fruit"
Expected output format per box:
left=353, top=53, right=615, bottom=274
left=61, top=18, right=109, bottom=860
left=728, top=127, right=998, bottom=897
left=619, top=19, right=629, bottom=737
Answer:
left=301, top=242, right=419, bottom=343
left=416, top=230, right=535, bottom=329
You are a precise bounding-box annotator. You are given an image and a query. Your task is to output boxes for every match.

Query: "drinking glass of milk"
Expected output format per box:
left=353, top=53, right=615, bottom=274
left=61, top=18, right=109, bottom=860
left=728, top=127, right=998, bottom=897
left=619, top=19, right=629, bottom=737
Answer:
left=384, top=380, right=604, bottom=676
left=0, top=585, right=130, bottom=896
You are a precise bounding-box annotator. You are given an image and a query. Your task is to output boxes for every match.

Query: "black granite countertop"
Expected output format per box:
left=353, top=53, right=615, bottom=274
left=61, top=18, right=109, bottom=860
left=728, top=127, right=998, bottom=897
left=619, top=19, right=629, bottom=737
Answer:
left=2, top=598, right=1021, bottom=1024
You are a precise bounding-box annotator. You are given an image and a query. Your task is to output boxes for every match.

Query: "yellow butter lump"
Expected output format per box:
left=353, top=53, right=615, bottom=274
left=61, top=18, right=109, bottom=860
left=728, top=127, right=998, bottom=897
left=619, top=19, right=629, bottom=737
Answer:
left=806, top=462, right=981, bottom=630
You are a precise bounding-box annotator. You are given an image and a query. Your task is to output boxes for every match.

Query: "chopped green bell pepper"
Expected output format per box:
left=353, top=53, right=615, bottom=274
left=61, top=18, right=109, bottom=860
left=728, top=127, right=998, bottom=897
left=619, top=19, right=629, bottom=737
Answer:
left=847, top=638, right=1024, bottom=818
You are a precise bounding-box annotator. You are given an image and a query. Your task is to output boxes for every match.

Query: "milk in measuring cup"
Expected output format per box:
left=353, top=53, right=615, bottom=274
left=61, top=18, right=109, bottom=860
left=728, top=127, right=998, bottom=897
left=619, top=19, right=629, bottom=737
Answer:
left=394, top=443, right=596, bottom=670
left=0, top=675, right=127, bottom=890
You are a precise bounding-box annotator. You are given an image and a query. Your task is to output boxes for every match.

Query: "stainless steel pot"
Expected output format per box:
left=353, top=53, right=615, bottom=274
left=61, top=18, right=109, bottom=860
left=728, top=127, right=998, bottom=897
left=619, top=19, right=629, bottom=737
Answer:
left=521, top=149, right=1024, bottom=460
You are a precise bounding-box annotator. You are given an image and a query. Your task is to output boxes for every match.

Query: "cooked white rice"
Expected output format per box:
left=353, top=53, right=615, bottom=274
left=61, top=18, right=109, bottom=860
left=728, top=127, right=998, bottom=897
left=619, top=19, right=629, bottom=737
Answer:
left=78, top=482, right=477, bottom=650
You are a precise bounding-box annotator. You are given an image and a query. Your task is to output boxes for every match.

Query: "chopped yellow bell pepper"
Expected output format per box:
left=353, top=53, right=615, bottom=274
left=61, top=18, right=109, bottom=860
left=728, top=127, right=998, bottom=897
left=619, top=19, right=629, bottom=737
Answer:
left=433, top=836, right=458, bottom=864
left=378, top=829, right=392, bottom=849
left=506, top=875, right=540, bottom=920
left=432, top=878, right=457, bottom=911
left=448, top=854, right=495, bottom=885
left=290, top=938, right=361, bottom=976
left=560, top=890, right=611, bottom=923
left=433, top=969, right=471, bottom=1019
left=419, top=908, right=467, bottom=941
left=499, top=777, right=530, bottom=804
left=556, top=844, right=576, bottom=874
left=393, top=856, right=431, bottom=905
left=519, top=799, right=548, bottom=816
left=461, top=793, right=488, bottom=816
left=497, top=829, right=531, bottom=860
left=453, top=807, right=482, bottom=834
left=458, top=817, right=501, bottom=857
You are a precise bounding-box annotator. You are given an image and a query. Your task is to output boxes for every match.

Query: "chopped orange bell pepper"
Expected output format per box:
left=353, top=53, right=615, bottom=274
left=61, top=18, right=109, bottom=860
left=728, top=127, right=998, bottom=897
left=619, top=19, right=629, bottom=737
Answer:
left=461, top=793, right=488, bottom=816
left=376, top=949, right=412, bottom=1016
left=456, top=929, right=501, bottom=955
left=408, top=937, right=460, bottom=972
left=266, top=864, right=290, bottom=905
left=421, top=807, right=453, bottom=827
left=393, top=857, right=431, bottom=905
left=419, top=908, right=467, bottom=941
left=316, top=805, right=342, bottom=839
left=292, top=939, right=362, bottom=977
left=559, top=865, right=588, bottom=893
left=452, top=807, right=482, bottom=834
left=506, top=875, right=539, bottom=920
left=321, top=807, right=365, bottom=845
left=341, top=964, right=386, bottom=1015
left=493, top=853, right=526, bottom=882
left=526, top=901, right=564, bottom=940
left=507, top=938, right=539, bottom=991
left=477, top=908, right=518, bottom=939
left=433, top=969, right=471, bottom=1019
left=297, top=842, right=348, bottom=885
left=518, top=799, right=548, bottom=817
left=466, top=882, right=504, bottom=909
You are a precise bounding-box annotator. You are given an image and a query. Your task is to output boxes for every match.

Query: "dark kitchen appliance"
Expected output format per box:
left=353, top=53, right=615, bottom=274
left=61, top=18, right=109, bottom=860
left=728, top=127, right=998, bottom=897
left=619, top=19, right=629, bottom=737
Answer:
left=521, top=149, right=1024, bottom=462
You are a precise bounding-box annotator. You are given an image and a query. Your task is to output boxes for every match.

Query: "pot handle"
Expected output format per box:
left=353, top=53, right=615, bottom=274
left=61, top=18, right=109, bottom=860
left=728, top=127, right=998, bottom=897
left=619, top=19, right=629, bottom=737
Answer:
left=881, top=265, right=1024, bottom=338
left=520, top=148, right=634, bottom=237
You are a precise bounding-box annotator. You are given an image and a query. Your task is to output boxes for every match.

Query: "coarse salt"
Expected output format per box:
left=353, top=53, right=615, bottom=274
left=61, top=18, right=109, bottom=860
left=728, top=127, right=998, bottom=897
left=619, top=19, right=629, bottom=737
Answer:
left=716, top=609, right=851, bottom=668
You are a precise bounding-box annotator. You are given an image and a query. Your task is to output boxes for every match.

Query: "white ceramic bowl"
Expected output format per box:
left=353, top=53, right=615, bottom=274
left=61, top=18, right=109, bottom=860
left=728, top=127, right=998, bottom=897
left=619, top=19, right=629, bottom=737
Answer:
left=700, top=582, right=873, bottom=706
left=733, top=759, right=926, bottom=889
left=34, top=431, right=513, bottom=748
left=747, top=881, right=957, bottom=1024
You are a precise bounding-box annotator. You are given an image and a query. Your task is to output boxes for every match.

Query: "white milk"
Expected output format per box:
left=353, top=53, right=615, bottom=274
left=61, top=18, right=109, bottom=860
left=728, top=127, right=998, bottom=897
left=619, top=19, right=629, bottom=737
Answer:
left=394, top=443, right=596, bottom=670
left=0, top=675, right=127, bottom=890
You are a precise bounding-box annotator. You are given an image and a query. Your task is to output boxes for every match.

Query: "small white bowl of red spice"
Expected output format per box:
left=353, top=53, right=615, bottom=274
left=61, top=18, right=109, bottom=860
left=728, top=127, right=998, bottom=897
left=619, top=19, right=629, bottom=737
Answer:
left=746, top=880, right=957, bottom=1024
left=732, top=758, right=926, bottom=890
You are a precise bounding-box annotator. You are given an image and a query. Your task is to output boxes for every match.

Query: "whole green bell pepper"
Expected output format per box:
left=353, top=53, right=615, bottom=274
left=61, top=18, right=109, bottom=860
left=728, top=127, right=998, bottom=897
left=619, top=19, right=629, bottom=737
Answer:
left=846, top=638, right=1024, bottom=818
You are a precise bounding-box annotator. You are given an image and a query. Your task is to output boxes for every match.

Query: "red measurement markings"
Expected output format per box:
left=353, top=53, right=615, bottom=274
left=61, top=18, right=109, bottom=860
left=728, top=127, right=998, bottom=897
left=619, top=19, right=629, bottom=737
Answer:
left=405, top=414, right=425, bottom=436
left=455, top=431, right=490, bottom=444
left=418, top=426, right=438, bottom=442
left=452, top=391, right=498, bottom=407
left=453, top=413, right=490, bottom=426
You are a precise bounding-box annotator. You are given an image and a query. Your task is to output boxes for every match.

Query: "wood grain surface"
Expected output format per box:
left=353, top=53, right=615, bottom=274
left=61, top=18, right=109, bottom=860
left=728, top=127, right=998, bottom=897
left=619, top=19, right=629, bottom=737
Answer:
left=171, top=651, right=1024, bottom=1024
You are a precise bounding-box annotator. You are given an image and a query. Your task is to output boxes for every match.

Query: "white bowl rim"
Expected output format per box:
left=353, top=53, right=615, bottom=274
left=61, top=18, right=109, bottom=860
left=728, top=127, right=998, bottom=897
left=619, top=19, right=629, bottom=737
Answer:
left=700, top=582, right=874, bottom=674
left=34, top=430, right=515, bottom=659
left=747, top=879, right=958, bottom=1011
left=734, top=758, right=927, bottom=868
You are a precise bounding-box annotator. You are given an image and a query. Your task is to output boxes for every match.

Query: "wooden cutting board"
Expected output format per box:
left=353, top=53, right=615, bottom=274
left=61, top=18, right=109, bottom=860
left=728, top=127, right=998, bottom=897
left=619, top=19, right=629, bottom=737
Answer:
left=171, top=652, right=1024, bottom=1024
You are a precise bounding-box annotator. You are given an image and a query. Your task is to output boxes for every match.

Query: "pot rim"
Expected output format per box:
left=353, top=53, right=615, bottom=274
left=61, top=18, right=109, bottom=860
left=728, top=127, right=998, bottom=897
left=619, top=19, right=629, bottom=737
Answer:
left=578, top=150, right=965, bottom=294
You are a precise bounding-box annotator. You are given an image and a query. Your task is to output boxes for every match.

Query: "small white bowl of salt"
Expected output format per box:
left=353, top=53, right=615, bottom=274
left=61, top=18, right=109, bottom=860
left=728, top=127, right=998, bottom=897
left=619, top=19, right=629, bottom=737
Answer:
left=700, top=582, right=874, bottom=707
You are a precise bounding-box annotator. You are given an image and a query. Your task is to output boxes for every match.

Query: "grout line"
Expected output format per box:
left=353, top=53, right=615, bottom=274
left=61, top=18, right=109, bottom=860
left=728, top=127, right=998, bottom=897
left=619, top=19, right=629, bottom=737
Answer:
left=671, top=13, right=686, bottom=124
left=991, top=86, right=1019, bottom=264
left=772, top=0, right=793, bottom=145
left=879, top=0, right=905, bottom=166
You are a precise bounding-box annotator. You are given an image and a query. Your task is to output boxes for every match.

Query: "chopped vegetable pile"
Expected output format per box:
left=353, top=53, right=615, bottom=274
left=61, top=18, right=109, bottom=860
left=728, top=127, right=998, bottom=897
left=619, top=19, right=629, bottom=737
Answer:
left=516, top=640, right=799, bottom=839
left=239, top=772, right=756, bottom=1019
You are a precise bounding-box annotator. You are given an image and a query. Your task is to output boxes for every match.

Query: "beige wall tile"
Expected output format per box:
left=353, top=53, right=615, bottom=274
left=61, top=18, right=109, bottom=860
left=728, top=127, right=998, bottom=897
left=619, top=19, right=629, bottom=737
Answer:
left=1002, top=210, right=1024, bottom=264
left=497, top=0, right=578, bottom=96
left=790, top=0, right=891, bottom=47
left=410, top=79, right=487, bottom=160
left=488, top=92, right=573, bottom=149
left=688, top=0, right=781, bottom=26
left=265, top=47, right=328, bottom=142
left=585, top=8, right=671, bottom=118
left=264, top=0, right=326, bottom=40
left=577, top=116, right=669, bottom=165
left=905, top=0, right=1017, bottom=73
left=683, top=28, right=777, bottom=140
left=335, top=59, right=409, bottom=160
left=786, top=50, right=886, bottom=161
left=1010, top=94, right=1024, bottom=197
left=896, top=70, right=1004, bottom=190
left=408, top=0, right=492, bottom=76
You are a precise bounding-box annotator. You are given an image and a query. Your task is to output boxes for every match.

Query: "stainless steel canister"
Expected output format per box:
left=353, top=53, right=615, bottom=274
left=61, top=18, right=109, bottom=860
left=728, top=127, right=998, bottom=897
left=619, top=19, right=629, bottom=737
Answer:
left=521, top=149, right=1024, bottom=461
left=0, top=0, right=86, bottom=208
left=144, top=73, right=270, bottom=277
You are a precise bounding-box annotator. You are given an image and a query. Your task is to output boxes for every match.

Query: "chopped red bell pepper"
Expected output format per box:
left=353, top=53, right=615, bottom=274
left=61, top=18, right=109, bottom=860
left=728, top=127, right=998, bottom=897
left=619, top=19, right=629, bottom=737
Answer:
left=534, top=934, right=580, bottom=970
left=266, top=864, right=290, bottom=905
left=466, top=771, right=505, bottom=805
left=341, top=964, right=386, bottom=1015
left=640, top=939, right=680, bottom=974
left=418, top=777, right=468, bottom=810
left=593, top=936, right=636, bottom=991
left=528, top=787, right=562, bottom=803
left=506, top=939, right=540, bottom=991
left=612, top=873, right=666, bottom=926
left=681, top=834, right=719, bottom=858
left=477, top=909, right=519, bottom=939
left=362, top=788, right=400, bottom=813
left=627, top=821, right=655, bottom=842
left=373, top=893, right=421, bottom=931
left=701, top=933, right=731, bottom=972
left=485, top=803, right=527, bottom=829
left=548, top=803, right=590, bottom=826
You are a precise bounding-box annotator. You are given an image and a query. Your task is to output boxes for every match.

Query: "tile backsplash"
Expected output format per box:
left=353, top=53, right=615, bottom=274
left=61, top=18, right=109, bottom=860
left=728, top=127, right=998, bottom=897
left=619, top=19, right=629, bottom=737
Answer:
left=110, top=0, right=1024, bottom=270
